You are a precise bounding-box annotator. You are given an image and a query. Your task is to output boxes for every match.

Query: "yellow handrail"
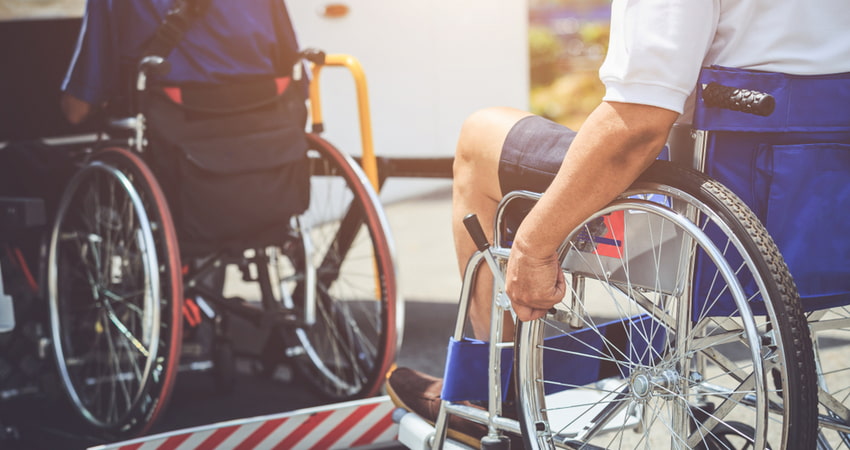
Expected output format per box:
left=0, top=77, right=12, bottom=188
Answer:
left=308, top=54, right=380, bottom=191
left=308, top=53, right=384, bottom=310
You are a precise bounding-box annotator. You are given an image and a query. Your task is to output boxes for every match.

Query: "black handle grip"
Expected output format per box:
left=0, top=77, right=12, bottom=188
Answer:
left=463, top=213, right=490, bottom=252
left=299, top=48, right=327, bottom=65
left=702, top=82, right=776, bottom=117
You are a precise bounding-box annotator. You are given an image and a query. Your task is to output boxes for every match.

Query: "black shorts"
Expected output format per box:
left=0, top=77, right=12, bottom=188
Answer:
left=498, top=115, right=577, bottom=196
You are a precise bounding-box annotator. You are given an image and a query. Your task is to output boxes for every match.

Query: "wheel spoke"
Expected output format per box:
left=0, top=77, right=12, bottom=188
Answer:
left=513, top=162, right=815, bottom=449
left=48, top=148, right=182, bottom=437
left=280, top=135, right=397, bottom=400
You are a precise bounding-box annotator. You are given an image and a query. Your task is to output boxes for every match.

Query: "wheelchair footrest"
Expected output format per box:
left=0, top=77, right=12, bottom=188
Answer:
left=394, top=408, right=476, bottom=450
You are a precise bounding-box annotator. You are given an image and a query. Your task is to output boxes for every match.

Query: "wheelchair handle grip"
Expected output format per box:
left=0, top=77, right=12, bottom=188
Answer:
left=701, top=82, right=775, bottom=117
left=463, top=213, right=490, bottom=251
left=139, top=55, right=172, bottom=77
left=299, top=48, right=327, bottom=65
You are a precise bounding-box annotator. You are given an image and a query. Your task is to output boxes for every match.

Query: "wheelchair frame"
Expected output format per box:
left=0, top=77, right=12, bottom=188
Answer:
left=40, top=50, right=403, bottom=439
left=399, top=74, right=850, bottom=450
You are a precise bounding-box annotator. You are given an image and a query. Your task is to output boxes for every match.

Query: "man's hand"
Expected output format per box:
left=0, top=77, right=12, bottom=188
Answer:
left=60, top=92, right=93, bottom=125
left=505, top=240, right=566, bottom=322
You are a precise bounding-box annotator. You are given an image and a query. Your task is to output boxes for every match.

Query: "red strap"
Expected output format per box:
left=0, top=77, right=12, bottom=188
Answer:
left=275, top=76, right=291, bottom=95
left=161, top=77, right=289, bottom=105
left=183, top=298, right=202, bottom=327
left=13, top=248, right=38, bottom=294
left=163, top=86, right=183, bottom=105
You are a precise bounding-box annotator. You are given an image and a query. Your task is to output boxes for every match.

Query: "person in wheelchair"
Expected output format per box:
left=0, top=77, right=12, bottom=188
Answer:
left=387, top=0, right=850, bottom=446
left=48, top=0, right=398, bottom=438
left=61, top=0, right=304, bottom=124
left=60, top=0, right=310, bottom=252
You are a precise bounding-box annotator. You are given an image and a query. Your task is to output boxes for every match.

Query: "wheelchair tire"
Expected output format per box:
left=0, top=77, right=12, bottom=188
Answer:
left=513, top=160, right=816, bottom=449
left=275, top=133, right=400, bottom=400
left=48, top=146, right=183, bottom=438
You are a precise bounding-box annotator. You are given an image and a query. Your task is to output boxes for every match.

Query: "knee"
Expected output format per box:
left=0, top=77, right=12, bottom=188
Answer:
left=453, top=107, right=507, bottom=178
left=456, top=108, right=501, bottom=159
left=453, top=106, right=529, bottom=195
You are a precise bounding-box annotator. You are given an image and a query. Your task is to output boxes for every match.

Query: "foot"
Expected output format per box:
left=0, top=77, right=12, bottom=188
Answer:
left=386, top=367, right=523, bottom=448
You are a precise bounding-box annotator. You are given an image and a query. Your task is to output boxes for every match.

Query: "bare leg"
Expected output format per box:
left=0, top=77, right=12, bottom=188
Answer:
left=452, top=107, right=533, bottom=340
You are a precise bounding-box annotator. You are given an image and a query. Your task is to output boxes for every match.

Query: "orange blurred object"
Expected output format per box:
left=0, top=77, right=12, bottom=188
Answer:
left=322, top=4, right=350, bottom=18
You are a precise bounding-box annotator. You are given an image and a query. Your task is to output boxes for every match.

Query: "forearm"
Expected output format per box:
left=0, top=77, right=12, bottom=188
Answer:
left=513, top=101, right=678, bottom=257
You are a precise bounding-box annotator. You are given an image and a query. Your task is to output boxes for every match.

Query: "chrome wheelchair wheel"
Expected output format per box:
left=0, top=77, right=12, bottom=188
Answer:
left=514, top=161, right=816, bottom=449
left=809, top=305, right=850, bottom=449
left=275, top=133, right=400, bottom=400
left=48, top=147, right=182, bottom=438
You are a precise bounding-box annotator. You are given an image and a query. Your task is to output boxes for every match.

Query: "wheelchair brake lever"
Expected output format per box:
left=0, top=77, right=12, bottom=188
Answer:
left=462, top=214, right=515, bottom=316
left=462, top=213, right=490, bottom=252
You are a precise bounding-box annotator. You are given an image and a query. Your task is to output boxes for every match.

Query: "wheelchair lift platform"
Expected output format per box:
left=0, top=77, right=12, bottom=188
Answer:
left=89, top=396, right=402, bottom=450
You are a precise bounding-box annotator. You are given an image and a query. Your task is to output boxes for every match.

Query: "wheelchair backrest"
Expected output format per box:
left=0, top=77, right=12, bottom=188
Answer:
left=692, top=66, right=850, bottom=312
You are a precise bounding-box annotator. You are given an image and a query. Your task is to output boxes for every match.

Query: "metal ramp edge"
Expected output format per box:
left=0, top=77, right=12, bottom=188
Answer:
left=89, top=396, right=400, bottom=450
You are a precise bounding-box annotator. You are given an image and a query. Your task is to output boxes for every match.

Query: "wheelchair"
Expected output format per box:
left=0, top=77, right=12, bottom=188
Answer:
left=396, top=66, right=850, bottom=449
left=43, top=50, right=402, bottom=438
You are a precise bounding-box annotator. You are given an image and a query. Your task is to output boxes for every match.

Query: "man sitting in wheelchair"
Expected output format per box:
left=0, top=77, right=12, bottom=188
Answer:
left=387, top=0, right=850, bottom=448
left=61, top=0, right=310, bottom=252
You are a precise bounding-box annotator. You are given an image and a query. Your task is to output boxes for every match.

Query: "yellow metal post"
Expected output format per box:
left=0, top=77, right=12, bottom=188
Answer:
left=308, top=54, right=380, bottom=192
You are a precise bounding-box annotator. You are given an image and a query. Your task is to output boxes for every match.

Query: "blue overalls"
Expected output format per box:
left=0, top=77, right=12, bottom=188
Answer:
left=61, top=0, right=302, bottom=109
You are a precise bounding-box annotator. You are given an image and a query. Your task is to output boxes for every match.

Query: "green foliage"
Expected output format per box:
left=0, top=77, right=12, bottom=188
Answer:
left=528, top=12, right=610, bottom=128
left=529, top=26, right=563, bottom=87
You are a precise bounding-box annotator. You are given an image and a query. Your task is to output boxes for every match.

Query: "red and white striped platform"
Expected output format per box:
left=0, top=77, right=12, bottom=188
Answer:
left=89, top=396, right=400, bottom=450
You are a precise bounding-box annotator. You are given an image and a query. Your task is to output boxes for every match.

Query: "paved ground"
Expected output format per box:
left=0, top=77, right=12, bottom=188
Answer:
left=381, top=181, right=461, bottom=376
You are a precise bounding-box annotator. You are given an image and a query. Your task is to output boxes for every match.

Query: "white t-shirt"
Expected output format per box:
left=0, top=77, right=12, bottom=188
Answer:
left=599, top=0, right=850, bottom=120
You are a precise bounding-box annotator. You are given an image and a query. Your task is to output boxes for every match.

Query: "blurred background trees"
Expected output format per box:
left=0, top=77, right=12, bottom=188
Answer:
left=528, top=0, right=610, bottom=129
